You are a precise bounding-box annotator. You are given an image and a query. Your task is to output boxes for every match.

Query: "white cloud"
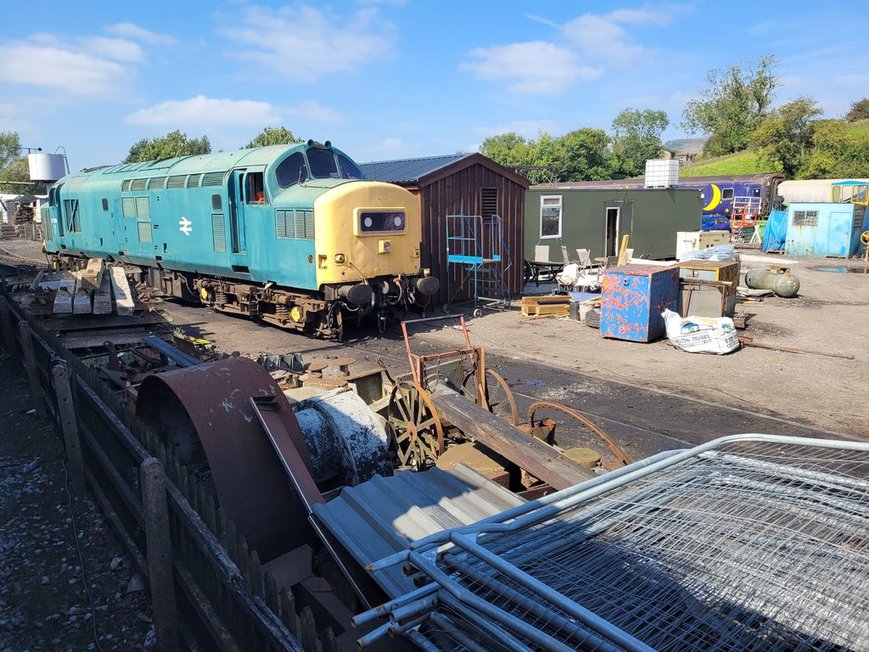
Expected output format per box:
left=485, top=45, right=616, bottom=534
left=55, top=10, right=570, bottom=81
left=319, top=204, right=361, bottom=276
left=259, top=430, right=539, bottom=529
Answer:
left=105, top=23, right=175, bottom=45
left=84, top=36, right=145, bottom=63
left=126, top=96, right=281, bottom=127
left=0, top=42, right=126, bottom=94
left=285, top=101, right=342, bottom=124
left=219, top=4, right=394, bottom=82
left=461, top=42, right=601, bottom=95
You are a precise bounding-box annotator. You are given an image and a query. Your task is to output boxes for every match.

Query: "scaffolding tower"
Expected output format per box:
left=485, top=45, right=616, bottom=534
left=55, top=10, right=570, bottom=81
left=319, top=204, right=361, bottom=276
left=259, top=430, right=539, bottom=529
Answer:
left=445, top=214, right=511, bottom=316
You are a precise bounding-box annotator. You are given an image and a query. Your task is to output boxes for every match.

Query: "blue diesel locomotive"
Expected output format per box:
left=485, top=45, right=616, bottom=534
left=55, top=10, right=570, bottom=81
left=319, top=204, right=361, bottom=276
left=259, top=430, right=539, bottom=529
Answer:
left=43, top=141, right=439, bottom=339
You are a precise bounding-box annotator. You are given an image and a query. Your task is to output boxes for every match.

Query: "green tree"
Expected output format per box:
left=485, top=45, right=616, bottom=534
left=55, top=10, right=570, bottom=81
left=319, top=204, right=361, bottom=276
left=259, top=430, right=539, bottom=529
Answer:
left=845, top=98, right=869, bottom=122
left=245, top=126, right=301, bottom=148
left=682, top=55, right=777, bottom=156
left=124, top=130, right=211, bottom=163
left=753, top=98, right=822, bottom=177
left=0, top=131, right=46, bottom=194
left=611, top=108, right=669, bottom=177
left=801, top=120, right=869, bottom=178
left=481, top=129, right=613, bottom=183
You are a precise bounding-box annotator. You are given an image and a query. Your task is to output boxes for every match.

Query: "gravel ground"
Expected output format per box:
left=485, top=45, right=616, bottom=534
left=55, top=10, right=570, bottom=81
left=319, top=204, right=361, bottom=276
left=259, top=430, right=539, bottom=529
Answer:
left=0, top=349, right=153, bottom=652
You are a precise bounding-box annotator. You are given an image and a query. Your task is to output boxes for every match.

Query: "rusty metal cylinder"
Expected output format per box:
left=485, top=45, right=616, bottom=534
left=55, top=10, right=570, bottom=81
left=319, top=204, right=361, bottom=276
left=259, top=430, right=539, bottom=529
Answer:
left=745, top=269, right=800, bottom=298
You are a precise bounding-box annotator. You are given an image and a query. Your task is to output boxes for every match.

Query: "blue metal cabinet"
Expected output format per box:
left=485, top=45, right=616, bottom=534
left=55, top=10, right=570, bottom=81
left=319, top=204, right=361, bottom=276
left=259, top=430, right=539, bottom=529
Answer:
left=785, top=203, right=868, bottom=258
left=601, top=264, right=679, bottom=342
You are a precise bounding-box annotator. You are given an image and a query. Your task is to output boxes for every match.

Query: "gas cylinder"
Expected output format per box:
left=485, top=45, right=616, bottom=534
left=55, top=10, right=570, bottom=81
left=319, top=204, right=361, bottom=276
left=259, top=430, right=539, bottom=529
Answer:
left=744, top=269, right=800, bottom=298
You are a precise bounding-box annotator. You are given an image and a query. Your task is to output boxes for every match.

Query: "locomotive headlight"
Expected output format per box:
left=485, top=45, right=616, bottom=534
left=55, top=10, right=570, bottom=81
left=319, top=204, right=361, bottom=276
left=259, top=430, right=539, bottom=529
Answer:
left=334, top=253, right=346, bottom=264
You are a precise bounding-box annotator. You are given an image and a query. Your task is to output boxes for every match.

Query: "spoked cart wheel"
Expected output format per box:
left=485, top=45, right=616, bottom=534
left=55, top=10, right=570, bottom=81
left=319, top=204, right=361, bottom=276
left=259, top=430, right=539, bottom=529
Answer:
left=387, top=380, right=445, bottom=468
left=461, top=368, right=520, bottom=426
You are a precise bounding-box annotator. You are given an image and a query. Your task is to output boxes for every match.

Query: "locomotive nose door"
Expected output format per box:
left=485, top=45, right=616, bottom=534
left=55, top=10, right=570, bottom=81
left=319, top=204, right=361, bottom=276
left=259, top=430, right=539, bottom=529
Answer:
left=228, top=170, right=248, bottom=254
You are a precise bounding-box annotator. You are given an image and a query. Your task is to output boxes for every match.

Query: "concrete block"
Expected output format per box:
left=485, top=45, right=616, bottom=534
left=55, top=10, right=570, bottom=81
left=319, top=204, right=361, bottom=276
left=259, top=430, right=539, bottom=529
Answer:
left=72, top=288, right=92, bottom=314
left=110, top=266, right=134, bottom=316
left=93, top=273, right=113, bottom=315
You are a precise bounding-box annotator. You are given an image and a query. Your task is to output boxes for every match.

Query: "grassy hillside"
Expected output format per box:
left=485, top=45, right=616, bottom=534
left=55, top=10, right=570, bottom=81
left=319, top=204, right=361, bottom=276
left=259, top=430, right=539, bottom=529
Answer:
left=680, top=119, right=869, bottom=177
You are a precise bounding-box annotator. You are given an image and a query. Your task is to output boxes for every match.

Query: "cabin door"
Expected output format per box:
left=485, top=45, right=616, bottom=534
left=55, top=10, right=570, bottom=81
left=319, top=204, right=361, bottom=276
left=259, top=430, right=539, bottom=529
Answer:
left=604, top=206, right=620, bottom=257
left=227, top=170, right=247, bottom=254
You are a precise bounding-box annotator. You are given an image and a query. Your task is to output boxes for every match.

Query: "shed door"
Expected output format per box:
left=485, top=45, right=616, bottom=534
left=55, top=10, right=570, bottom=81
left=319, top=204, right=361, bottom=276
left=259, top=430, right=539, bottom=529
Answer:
left=827, top=211, right=850, bottom=258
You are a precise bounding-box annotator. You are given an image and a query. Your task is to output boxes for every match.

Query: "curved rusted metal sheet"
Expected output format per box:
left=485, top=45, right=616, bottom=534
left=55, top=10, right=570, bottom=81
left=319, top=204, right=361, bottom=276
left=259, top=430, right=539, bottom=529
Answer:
left=137, top=357, right=313, bottom=561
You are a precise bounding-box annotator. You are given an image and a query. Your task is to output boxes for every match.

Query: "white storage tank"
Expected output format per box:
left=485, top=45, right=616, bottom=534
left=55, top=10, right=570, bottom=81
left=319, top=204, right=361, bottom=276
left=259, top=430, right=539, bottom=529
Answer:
left=28, top=153, right=67, bottom=182
left=644, top=159, right=679, bottom=188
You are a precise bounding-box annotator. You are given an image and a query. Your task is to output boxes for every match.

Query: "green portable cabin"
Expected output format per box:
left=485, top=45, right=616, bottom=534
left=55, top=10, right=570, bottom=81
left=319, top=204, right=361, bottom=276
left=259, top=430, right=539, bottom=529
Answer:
left=524, top=185, right=702, bottom=261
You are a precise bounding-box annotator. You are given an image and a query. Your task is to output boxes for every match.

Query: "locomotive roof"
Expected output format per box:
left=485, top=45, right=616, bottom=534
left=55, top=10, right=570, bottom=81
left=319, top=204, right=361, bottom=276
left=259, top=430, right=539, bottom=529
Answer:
left=66, top=144, right=310, bottom=182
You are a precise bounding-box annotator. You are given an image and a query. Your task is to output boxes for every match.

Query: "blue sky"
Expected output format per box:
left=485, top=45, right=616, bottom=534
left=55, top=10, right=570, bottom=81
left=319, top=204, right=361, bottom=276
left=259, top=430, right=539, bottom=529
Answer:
left=1, top=0, right=866, bottom=171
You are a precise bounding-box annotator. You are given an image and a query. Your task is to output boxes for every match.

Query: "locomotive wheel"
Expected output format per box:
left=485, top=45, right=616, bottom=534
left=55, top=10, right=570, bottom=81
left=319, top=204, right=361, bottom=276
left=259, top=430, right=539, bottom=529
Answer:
left=461, top=368, right=520, bottom=426
left=387, top=380, right=445, bottom=468
left=527, top=400, right=630, bottom=470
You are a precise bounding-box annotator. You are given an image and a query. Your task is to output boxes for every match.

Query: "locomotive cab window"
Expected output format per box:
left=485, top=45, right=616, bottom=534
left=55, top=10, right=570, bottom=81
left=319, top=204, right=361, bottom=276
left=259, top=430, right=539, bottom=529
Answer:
left=307, top=147, right=339, bottom=179
left=245, top=172, right=265, bottom=203
left=275, top=152, right=307, bottom=188
left=337, top=154, right=363, bottom=180
left=359, top=210, right=406, bottom=234
left=722, top=188, right=734, bottom=200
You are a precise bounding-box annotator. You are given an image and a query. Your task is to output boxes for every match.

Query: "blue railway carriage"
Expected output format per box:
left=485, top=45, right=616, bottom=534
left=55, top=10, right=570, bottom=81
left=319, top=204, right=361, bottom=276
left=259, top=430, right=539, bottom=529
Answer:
left=43, top=141, right=439, bottom=339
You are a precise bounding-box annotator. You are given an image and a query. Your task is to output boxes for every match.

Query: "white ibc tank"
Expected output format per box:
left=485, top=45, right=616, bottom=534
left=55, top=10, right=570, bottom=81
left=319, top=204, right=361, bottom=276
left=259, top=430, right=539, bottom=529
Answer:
left=28, top=153, right=67, bottom=182
left=645, top=159, right=679, bottom=188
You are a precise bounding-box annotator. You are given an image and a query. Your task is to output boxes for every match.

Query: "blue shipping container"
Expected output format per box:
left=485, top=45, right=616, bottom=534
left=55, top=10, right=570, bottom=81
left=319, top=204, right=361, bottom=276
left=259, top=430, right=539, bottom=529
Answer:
left=601, top=264, right=680, bottom=342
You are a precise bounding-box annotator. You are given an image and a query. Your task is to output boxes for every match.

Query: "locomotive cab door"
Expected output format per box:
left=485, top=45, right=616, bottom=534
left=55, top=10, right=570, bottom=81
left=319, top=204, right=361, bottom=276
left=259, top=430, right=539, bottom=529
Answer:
left=228, top=170, right=248, bottom=255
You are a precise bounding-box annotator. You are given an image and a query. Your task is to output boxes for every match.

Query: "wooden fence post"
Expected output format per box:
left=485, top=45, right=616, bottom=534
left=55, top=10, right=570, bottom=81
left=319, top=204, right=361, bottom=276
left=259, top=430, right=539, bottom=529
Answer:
left=19, top=321, right=46, bottom=419
left=51, top=362, right=86, bottom=495
left=0, top=297, right=19, bottom=363
left=140, top=457, right=179, bottom=652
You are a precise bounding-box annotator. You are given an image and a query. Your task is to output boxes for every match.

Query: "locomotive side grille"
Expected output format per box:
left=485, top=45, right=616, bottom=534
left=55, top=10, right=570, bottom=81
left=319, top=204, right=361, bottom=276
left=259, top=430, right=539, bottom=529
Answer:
left=202, top=172, right=225, bottom=187
left=300, top=210, right=314, bottom=239
left=131, top=178, right=147, bottom=191
left=275, top=210, right=288, bottom=238
left=137, top=221, right=153, bottom=243
left=212, top=214, right=226, bottom=252
left=294, top=211, right=306, bottom=239
left=167, top=175, right=186, bottom=189
left=187, top=174, right=202, bottom=188
left=148, top=177, right=167, bottom=190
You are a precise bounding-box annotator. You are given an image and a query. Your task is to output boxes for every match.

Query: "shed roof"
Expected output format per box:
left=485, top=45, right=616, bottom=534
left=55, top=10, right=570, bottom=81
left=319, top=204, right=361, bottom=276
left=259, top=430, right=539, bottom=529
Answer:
left=360, top=152, right=529, bottom=188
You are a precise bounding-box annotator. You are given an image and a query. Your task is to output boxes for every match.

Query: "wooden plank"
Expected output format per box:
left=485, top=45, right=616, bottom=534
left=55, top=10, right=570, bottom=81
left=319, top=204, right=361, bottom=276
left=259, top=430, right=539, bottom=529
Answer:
left=18, top=321, right=46, bottom=419
left=521, top=304, right=569, bottom=317
left=430, top=384, right=593, bottom=490
left=51, top=363, right=85, bottom=494
left=141, top=458, right=179, bottom=652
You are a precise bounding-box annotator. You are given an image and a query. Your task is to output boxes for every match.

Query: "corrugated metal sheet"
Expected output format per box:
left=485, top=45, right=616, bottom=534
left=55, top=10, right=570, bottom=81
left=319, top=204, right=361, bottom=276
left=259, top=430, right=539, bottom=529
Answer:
left=312, top=464, right=524, bottom=599
left=359, top=154, right=472, bottom=184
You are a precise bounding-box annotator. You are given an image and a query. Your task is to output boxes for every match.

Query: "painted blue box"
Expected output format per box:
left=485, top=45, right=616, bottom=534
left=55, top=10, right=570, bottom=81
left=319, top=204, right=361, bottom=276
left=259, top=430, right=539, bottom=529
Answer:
left=600, top=264, right=679, bottom=342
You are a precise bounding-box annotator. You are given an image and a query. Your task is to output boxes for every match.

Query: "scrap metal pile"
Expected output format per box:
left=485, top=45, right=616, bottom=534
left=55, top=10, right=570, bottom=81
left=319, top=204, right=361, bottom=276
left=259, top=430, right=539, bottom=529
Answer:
left=358, top=435, right=869, bottom=651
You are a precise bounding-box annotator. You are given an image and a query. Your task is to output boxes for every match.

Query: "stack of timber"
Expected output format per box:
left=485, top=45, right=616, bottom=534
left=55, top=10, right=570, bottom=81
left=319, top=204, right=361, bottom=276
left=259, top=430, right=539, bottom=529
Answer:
left=520, top=294, right=570, bottom=317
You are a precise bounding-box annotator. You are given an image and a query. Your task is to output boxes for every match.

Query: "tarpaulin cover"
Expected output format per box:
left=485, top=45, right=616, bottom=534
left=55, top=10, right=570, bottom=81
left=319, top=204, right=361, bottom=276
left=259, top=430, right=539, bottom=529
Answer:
left=701, top=214, right=730, bottom=231
left=762, top=209, right=787, bottom=252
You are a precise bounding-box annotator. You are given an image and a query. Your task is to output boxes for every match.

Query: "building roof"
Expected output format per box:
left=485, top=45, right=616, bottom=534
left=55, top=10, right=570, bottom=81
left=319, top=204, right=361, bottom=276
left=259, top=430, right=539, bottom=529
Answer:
left=359, top=154, right=473, bottom=184
left=359, top=152, right=529, bottom=188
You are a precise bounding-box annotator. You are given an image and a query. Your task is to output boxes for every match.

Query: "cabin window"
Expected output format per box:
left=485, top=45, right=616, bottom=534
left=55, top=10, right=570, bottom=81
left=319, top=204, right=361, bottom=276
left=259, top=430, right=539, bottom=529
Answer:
left=187, top=174, right=202, bottom=189
left=307, top=147, right=339, bottom=179
left=63, top=199, right=81, bottom=232
left=753, top=187, right=761, bottom=197
left=793, top=210, right=818, bottom=227
left=148, top=177, right=166, bottom=190
left=202, top=172, right=225, bottom=187
left=167, top=175, right=186, bottom=189
left=245, top=172, right=265, bottom=203
left=481, top=188, right=498, bottom=218
left=337, top=154, right=363, bottom=179
left=722, top=188, right=734, bottom=200
left=275, top=152, right=307, bottom=188
left=102, top=198, right=109, bottom=211
left=540, top=195, right=562, bottom=239
left=212, top=194, right=222, bottom=211
left=131, top=178, right=147, bottom=191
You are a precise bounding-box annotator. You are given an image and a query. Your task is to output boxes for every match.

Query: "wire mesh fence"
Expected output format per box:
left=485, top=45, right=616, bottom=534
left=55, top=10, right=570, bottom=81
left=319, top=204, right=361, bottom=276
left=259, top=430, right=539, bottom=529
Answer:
left=361, top=436, right=869, bottom=651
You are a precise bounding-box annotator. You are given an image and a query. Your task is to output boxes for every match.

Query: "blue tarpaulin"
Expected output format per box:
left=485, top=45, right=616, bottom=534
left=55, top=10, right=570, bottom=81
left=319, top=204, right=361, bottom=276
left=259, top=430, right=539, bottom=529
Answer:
left=762, top=209, right=787, bottom=252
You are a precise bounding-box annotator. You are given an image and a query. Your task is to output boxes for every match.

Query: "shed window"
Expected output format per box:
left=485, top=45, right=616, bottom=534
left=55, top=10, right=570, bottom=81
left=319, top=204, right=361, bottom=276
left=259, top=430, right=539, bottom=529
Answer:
left=481, top=188, right=498, bottom=218
left=540, top=195, right=562, bottom=239
left=793, top=210, right=818, bottom=227
left=722, top=188, right=734, bottom=200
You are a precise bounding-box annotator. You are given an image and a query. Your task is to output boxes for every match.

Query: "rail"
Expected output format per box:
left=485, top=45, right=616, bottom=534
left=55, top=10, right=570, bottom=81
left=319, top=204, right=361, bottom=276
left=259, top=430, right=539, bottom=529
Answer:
left=0, top=290, right=336, bottom=652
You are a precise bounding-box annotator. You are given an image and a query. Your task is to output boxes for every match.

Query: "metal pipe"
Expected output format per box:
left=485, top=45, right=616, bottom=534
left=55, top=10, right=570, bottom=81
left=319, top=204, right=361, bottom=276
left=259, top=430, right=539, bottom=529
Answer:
left=352, top=584, right=438, bottom=627
left=438, top=594, right=537, bottom=652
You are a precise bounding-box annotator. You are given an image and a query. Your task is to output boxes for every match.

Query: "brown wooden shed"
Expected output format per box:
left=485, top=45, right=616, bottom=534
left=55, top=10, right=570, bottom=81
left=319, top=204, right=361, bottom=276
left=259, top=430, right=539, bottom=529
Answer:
left=359, top=153, right=529, bottom=304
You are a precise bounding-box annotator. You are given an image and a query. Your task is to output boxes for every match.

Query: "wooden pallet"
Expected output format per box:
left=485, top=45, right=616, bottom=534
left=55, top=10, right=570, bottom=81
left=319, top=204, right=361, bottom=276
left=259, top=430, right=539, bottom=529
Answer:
left=520, top=295, right=570, bottom=317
